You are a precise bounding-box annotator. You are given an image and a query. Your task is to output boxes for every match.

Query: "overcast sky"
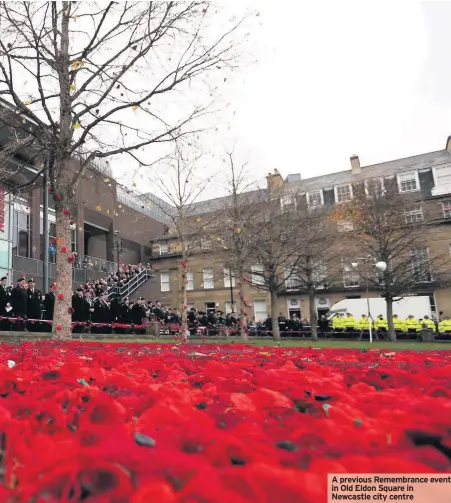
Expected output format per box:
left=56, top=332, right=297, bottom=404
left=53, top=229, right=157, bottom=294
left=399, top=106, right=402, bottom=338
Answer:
left=191, top=0, right=451, bottom=190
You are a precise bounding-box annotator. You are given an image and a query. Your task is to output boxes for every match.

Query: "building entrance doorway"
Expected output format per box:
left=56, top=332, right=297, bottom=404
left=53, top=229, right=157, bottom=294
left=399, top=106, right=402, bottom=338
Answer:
left=84, top=223, right=108, bottom=259
left=288, top=308, right=301, bottom=320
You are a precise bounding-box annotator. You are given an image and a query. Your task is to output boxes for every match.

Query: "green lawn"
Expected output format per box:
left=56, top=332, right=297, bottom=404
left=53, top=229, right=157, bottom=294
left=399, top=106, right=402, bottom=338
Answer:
left=93, top=338, right=451, bottom=351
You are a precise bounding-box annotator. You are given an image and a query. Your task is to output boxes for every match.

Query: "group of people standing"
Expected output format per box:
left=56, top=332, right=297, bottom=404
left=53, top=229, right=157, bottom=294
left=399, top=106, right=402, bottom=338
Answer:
left=331, top=313, right=443, bottom=335
left=0, top=276, right=55, bottom=331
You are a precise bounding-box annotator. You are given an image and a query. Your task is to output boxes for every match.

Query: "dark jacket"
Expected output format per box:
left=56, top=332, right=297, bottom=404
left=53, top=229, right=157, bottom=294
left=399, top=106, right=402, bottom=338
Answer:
left=27, top=288, right=43, bottom=319
left=131, top=304, right=147, bottom=325
left=11, top=286, right=27, bottom=318
left=92, top=299, right=112, bottom=324
left=43, top=291, right=55, bottom=320
left=72, top=294, right=89, bottom=322
left=0, top=285, right=11, bottom=316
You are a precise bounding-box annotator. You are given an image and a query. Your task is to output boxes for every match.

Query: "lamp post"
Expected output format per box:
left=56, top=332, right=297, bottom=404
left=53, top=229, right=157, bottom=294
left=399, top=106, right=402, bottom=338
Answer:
left=229, top=267, right=234, bottom=313
left=114, top=237, right=123, bottom=273
left=351, top=259, right=387, bottom=343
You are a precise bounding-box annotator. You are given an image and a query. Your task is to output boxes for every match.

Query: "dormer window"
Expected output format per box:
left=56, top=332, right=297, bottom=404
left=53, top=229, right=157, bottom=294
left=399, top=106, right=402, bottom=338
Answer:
left=307, top=190, right=323, bottom=207
left=397, top=171, right=419, bottom=192
left=334, top=184, right=352, bottom=203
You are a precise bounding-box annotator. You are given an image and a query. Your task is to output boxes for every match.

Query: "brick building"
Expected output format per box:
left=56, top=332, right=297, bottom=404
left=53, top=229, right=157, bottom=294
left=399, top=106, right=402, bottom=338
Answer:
left=148, top=137, right=451, bottom=321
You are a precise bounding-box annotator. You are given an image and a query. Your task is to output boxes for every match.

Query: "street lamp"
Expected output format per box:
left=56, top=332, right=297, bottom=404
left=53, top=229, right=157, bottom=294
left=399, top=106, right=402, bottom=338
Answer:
left=351, top=259, right=387, bottom=344
left=113, top=235, right=123, bottom=273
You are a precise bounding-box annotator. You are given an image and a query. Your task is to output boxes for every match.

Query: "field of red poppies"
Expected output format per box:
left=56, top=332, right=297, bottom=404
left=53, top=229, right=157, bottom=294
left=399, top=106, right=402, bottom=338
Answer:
left=0, top=342, right=449, bottom=502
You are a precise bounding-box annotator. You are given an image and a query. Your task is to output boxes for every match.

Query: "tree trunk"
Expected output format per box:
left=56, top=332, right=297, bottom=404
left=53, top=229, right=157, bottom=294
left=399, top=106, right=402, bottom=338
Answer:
left=53, top=205, right=73, bottom=340
left=386, top=296, right=396, bottom=341
left=270, top=289, right=280, bottom=341
left=309, top=287, right=318, bottom=340
left=238, top=267, right=247, bottom=340
left=180, top=253, right=189, bottom=342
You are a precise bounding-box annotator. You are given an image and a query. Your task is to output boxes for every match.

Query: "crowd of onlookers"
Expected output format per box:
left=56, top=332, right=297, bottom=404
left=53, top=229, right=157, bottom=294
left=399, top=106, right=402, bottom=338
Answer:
left=2, top=266, right=451, bottom=337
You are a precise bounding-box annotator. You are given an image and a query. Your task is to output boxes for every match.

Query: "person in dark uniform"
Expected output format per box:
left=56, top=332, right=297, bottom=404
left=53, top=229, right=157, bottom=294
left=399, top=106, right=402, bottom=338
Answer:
left=207, top=310, right=218, bottom=326
left=110, top=294, right=122, bottom=324
left=11, top=277, right=27, bottom=331
left=42, top=282, right=56, bottom=332
left=0, top=276, right=12, bottom=331
left=83, top=289, right=94, bottom=331
left=152, top=301, right=165, bottom=322
left=173, top=308, right=181, bottom=326
left=123, top=300, right=134, bottom=325
left=91, top=292, right=112, bottom=334
left=198, top=311, right=208, bottom=327
left=72, top=287, right=88, bottom=333
left=27, top=278, right=43, bottom=332
left=131, top=297, right=147, bottom=335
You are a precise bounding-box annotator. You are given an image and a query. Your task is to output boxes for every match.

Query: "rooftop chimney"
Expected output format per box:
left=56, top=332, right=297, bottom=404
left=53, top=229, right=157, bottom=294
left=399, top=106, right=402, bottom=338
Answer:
left=350, top=155, right=361, bottom=174
left=446, top=135, right=451, bottom=154
left=266, top=170, right=284, bottom=192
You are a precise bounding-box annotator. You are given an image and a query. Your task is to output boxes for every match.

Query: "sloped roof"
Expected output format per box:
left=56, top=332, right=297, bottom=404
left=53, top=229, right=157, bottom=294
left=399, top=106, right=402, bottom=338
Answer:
left=287, top=149, right=451, bottom=192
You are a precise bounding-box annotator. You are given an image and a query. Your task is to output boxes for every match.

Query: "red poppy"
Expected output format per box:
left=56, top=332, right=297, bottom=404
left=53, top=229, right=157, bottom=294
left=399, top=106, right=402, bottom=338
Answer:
left=57, top=293, right=64, bottom=301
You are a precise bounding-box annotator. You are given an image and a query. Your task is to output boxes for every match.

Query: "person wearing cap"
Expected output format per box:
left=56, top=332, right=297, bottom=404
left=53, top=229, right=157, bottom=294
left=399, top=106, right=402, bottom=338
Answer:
left=0, top=276, right=12, bottom=331
left=26, top=278, right=43, bottom=331
left=11, top=277, right=27, bottom=331
left=421, top=315, right=436, bottom=332
left=405, top=315, right=421, bottom=333
left=392, top=314, right=405, bottom=334
left=374, top=314, right=388, bottom=336
left=43, top=283, right=57, bottom=332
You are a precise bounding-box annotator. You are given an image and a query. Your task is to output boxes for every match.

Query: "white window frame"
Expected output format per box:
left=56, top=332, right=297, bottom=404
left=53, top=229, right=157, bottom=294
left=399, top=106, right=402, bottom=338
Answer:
left=202, top=268, right=214, bottom=289
left=404, top=206, right=424, bottom=224
left=337, top=220, right=354, bottom=232
left=186, top=271, right=194, bottom=290
left=411, top=247, right=432, bottom=283
left=334, top=184, right=353, bottom=204
left=158, top=242, right=169, bottom=255
left=442, top=201, right=451, bottom=218
left=364, top=178, right=385, bottom=197
left=160, top=271, right=170, bottom=292
left=223, top=268, right=236, bottom=288
left=397, top=171, right=420, bottom=193
left=201, top=239, right=212, bottom=250
left=433, top=165, right=451, bottom=188
left=342, top=260, right=359, bottom=288
left=307, top=189, right=324, bottom=208
left=251, top=264, right=264, bottom=285
left=253, top=300, right=267, bottom=322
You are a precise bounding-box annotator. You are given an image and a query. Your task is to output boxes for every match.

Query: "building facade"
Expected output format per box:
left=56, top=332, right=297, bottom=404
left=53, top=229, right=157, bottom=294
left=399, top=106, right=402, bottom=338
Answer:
left=148, top=137, right=451, bottom=321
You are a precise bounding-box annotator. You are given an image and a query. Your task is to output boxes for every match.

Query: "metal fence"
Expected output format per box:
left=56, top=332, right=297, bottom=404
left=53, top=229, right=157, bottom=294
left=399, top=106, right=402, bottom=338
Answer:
left=108, top=269, right=154, bottom=300
left=12, top=255, right=87, bottom=287
left=81, top=256, right=117, bottom=275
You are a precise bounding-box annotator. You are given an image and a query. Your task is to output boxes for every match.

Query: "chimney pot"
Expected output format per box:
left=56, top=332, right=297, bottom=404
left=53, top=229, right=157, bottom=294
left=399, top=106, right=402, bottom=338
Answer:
left=350, top=155, right=361, bottom=174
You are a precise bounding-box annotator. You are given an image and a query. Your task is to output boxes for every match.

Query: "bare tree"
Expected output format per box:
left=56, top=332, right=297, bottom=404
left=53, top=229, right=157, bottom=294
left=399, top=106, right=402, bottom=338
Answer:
left=289, top=196, right=337, bottom=340
left=212, top=151, right=263, bottom=339
left=240, top=187, right=301, bottom=341
left=331, top=179, right=451, bottom=341
left=149, top=150, right=221, bottom=339
left=0, top=1, right=247, bottom=338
